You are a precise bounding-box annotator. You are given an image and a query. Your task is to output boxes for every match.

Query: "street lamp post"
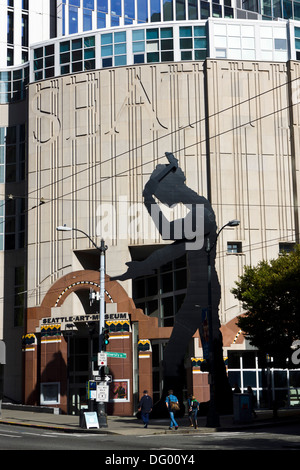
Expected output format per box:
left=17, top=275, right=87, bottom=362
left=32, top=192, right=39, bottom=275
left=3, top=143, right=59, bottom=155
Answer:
left=206, top=219, right=240, bottom=428
left=56, top=225, right=108, bottom=427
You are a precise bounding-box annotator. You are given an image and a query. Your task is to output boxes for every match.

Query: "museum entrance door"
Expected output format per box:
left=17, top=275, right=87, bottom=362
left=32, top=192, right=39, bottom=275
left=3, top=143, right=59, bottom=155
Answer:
left=67, top=330, right=99, bottom=415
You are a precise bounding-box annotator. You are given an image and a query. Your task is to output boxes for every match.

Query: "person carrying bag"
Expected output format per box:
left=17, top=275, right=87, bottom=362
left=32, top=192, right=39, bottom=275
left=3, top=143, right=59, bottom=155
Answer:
left=165, top=390, right=179, bottom=430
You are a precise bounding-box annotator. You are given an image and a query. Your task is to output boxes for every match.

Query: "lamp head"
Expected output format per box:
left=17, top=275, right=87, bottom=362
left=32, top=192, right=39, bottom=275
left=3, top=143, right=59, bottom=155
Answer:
left=227, top=220, right=240, bottom=227
left=56, top=225, right=72, bottom=231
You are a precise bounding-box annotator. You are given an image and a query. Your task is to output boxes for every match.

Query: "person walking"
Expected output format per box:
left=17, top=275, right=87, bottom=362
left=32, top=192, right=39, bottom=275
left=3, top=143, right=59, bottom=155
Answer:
left=187, top=394, right=194, bottom=427
left=165, top=390, right=179, bottom=430
left=138, top=390, right=153, bottom=428
left=247, top=386, right=257, bottom=418
left=189, top=396, right=199, bottom=429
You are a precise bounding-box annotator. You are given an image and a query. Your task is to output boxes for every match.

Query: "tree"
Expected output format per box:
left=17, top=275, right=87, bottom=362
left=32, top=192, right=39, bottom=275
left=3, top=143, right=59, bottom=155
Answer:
left=231, top=245, right=300, bottom=363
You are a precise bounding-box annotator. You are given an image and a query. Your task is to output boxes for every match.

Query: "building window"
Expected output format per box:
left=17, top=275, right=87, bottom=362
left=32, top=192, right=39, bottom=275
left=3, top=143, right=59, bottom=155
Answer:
left=4, top=195, right=26, bottom=250
left=279, top=242, right=295, bottom=254
left=274, top=38, right=287, bottom=50
left=133, top=254, right=187, bottom=327
left=0, top=125, right=25, bottom=183
left=176, top=0, right=186, bottom=20
left=7, top=47, right=14, bottom=66
left=7, top=10, right=14, bottom=45
left=180, top=25, right=207, bottom=60
left=295, top=27, right=300, bottom=58
left=83, top=8, right=93, bottom=31
left=111, top=0, right=121, bottom=16
left=138, top=0, right=148, bottom=22
left=5, top=198, right=16, bottom=250
left=69, top=5, right=79, bottom=35
left=97, top=0, right=108, bottom=12
left=14, top=266, right=26, bottom=327
left=188, top=0, right=199, bottom=19
left=34, top=44, right=55, bottom=80
left=97, top=11, right=106, bottom=27
left=228, top=351, right=300, bottom=408
left=0, top=202, right=4, bottom=251
left=227, top=242, right=242, bottom=254
left=124, top=0, right=135, bottom=22
left=0, top=129, right=5, bottom=183
left=151, top=0, right=161, bottom=22
left=59, top=36, right=95, bottom=75
left=40, top=383, right=60, bottom=405
left=163, top=0, right=173, bottom=21
left=84, top=0, right=94, bottom=8
left=146, top=27, right=174, bottom=62
left=132, top=28, right=145, bottom=63
left=21, top=14, right=28, bottom=47
left=101, top=31, right=126, bottom=67
left=0, top=67, right=28, bottom=102
left=200, top=1, right=210, bottom=18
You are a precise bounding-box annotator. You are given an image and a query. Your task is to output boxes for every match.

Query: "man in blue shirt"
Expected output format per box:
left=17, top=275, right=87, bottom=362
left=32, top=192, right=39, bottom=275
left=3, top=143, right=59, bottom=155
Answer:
left=165, top=389, right=179, bottom=430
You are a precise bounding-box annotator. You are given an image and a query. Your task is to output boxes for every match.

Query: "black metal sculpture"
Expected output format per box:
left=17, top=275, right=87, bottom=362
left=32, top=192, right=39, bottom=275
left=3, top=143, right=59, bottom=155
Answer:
left=112, top=153, right=232, bottom=415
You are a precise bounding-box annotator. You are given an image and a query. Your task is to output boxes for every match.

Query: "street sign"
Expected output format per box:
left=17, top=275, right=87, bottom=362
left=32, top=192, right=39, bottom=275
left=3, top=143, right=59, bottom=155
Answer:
left=93, top=375, right=112, bottom=383
left=96, top=384, right=109, bottom=402
left=98, top=352, right=107, bottom=366
left=106, top=352, right=127, bottom=359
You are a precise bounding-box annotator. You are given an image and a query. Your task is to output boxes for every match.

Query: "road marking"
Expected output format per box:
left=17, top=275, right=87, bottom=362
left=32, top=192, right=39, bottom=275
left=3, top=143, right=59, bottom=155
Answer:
left=0, top=433, right=21, bottom=438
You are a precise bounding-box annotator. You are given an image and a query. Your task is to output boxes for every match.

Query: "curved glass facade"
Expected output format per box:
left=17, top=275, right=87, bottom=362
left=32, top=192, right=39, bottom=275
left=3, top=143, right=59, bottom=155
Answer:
left=58, top=0, right=300, bottom=34
left=31, top=21, right=208, bottom=81
left=59, top=0, right=233, bottom=34
left=29, top=18, right=300, bottom=82
left=0, top=65, right=29, bottom=104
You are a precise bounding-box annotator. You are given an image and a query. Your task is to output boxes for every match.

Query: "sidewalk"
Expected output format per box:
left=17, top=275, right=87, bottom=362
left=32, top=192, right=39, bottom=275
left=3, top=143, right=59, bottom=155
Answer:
left=0, top=405, right=299, bottom=435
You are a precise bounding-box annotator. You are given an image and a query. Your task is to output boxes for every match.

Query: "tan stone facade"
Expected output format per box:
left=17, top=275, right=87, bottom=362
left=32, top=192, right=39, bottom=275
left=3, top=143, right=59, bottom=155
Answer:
left=22, top=59, right=299, bottom=413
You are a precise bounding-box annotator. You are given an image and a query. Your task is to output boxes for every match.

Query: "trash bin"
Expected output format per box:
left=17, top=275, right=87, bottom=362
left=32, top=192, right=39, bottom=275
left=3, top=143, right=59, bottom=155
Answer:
left=233, top=393, right=252, bottom=423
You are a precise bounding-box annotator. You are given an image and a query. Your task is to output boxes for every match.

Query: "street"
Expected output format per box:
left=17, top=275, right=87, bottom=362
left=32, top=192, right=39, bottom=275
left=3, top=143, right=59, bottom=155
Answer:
left=0, top=422, right=299, bottom=453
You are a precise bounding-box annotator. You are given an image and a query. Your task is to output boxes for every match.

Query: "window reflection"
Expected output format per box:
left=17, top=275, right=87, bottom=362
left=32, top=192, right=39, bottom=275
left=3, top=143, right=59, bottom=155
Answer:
left=111, top=0, right=121, bottom=16
left=176, top=0, right=186, bottom=20
left=69, top=6, right=78, bottom=34
left=97, top=0, right=108, bottom=12
left=124, top=0, right=135, bottom=19
left=151, top=0, right=161, bottom=22
left=188, top=0, right=198, bottom=19
left=138, top=0, right=148, bottom=22
left=163, top=0, right=173, bottom=20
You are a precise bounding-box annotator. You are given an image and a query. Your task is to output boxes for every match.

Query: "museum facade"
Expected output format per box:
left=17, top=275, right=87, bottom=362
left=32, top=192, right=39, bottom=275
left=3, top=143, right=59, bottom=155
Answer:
left=0, top=1, right=299, bottom=415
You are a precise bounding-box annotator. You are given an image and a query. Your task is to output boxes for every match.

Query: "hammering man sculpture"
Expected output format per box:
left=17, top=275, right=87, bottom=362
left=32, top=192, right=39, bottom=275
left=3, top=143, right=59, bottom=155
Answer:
left=112, top=153, right=233, bottom=422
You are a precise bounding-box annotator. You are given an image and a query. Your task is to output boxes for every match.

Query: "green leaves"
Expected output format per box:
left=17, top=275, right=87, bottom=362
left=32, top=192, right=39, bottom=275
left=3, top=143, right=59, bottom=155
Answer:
left=231, top=245, right=300, bottom=358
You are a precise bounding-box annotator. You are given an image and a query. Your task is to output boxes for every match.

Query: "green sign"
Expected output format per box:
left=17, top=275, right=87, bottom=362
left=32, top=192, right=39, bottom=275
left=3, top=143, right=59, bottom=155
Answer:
left=106, top=352, right=127, bottom=359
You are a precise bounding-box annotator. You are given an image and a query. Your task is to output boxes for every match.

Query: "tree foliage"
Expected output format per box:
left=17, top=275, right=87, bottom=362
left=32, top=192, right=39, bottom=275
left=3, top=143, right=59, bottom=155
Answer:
left=231, top=245, right=300, bottom=359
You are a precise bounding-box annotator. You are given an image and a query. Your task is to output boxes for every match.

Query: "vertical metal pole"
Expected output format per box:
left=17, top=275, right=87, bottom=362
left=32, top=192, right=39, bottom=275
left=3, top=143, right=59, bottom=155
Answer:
left=97, top=239, right=108, bottom=427
left=206, top=236, right=220, bottom=428
left=99, top=239, right=106, bottom=353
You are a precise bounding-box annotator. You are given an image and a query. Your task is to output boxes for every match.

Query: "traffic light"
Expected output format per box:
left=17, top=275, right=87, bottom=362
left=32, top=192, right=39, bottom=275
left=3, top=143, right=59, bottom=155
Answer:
left=103, top=328, right=110, bottom=346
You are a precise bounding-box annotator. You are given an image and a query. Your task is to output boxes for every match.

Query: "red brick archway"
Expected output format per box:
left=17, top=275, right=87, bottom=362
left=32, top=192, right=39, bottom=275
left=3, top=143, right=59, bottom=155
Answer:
left=23, top=270, right=142, bottom=414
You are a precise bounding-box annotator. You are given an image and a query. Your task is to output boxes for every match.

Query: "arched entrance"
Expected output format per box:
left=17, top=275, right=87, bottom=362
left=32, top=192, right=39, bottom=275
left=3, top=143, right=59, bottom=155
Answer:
left=23, top=270, right=138, bottom=415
